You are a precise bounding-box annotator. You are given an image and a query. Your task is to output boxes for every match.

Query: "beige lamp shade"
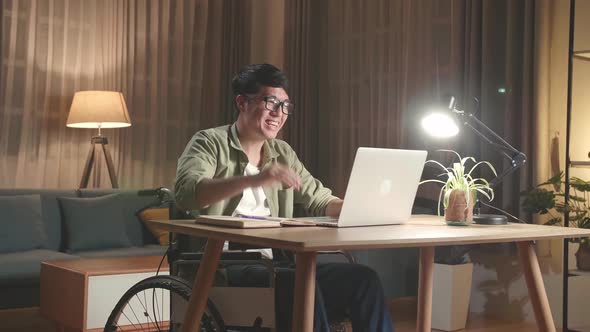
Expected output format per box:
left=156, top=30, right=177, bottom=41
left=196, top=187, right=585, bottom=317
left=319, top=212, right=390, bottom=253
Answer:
left=66, top=91, right=131, bottom=128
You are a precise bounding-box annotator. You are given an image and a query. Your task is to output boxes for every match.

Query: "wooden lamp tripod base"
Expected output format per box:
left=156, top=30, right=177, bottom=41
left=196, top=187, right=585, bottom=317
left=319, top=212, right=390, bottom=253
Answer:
left=79, top=136, right=119, bottom=188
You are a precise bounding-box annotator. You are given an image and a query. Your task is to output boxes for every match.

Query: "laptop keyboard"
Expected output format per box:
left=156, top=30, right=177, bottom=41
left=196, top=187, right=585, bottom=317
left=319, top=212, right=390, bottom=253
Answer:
left=296, top=216, right=338, bottom=226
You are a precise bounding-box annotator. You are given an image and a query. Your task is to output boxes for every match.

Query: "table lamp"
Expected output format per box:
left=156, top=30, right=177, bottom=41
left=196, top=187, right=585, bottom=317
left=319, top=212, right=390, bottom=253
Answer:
left=421, top=97, right=526, bottom=225
left=67, top=91, right=131, bottom=188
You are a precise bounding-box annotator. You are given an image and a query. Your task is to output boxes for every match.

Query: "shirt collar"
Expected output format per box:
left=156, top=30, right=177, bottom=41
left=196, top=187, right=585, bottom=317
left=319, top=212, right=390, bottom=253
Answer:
left=229, top=122, right=280, bottom=164
left=229, top=123, right=243, bottom=151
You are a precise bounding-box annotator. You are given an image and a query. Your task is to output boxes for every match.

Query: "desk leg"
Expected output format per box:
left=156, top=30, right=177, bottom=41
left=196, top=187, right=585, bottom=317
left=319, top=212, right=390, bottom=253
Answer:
left=517, top=241, right=556, bottom=332
left=417, top=246, right=434, bottom=332
left=181, top=238, right=224, bottom=332
left=292, top=252, right=317, bottom=332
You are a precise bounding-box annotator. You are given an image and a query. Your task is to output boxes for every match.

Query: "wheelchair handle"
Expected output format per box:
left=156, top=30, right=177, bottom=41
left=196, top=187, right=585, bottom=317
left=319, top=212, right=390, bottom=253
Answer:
left=138, top=187, right=174, bottom=204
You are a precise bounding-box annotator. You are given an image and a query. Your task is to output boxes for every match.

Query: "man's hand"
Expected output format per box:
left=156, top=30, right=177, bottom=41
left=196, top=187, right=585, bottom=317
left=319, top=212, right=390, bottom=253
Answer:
left=325, top=199, right=343, bottom=217
left=194, top=164, right=300, bottom=208
left=254, top=164, right=301, bottom=191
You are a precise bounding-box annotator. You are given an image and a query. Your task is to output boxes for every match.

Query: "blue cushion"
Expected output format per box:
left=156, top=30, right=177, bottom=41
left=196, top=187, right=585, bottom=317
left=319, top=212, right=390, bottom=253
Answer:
left=0, top=189, right=78, bottom=251
left=78, top=189, right=161, bottom=246
left=58, top=194, right=132, bottom=252
left=0, top=195, right=48, bottom=253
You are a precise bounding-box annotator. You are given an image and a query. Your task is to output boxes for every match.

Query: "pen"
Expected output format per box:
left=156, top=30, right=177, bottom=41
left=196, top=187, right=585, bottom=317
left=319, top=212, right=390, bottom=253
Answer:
left=236, top=214, right=283, bottom=222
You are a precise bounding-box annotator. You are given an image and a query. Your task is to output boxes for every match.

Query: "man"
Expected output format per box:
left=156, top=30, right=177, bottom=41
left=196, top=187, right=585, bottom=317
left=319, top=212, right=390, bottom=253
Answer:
left=175, top=63, right=393, bottom=331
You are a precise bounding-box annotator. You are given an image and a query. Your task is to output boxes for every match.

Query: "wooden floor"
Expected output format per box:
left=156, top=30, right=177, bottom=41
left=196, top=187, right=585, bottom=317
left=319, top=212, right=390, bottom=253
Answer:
left=0, top=299, right=564, bottom=332
left=394, top=319, right=553, bottom=332
left=389, top=297, right=553, bottom=332
left=0, top=307, right=57, bottom=332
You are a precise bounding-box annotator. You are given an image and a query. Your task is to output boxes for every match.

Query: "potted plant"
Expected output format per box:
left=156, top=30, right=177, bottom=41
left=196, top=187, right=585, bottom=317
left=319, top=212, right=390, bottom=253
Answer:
left=420, top=150, right=497, bottom=225
left=521, top=172, right=590, bottom=270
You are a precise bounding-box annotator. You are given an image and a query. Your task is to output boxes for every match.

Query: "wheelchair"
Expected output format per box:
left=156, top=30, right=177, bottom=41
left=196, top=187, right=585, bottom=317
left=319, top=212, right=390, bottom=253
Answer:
left=103, top=188, right=355, bottom=332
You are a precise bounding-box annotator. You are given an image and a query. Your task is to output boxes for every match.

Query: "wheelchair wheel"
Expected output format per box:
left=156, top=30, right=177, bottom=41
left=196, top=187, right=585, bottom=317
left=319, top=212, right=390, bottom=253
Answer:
left=104, top=275, right=225, bottom=332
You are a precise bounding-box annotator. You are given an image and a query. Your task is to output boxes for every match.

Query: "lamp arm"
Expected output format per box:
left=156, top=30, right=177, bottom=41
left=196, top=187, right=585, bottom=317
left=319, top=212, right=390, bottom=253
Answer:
left=462, top=122, right=518, bottom=160
left=458, top=112, right=522, bottom=156
left=488, top=152, right=527, bottom=188
left=454, top=109, right=527, bottom=190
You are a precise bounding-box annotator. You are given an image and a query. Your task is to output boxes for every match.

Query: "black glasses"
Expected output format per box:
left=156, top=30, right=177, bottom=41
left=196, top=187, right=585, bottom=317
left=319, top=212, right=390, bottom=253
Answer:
left=246, top=95, right=295, bottom=115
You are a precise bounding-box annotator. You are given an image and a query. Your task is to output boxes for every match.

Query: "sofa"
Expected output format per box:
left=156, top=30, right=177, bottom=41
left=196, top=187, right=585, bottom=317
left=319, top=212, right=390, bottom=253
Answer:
left=0, top=188, right=168, bottom=309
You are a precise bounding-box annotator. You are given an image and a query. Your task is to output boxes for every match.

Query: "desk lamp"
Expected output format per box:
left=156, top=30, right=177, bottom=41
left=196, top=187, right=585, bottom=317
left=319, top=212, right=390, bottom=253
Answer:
left=67, top=91, right=131, bottom=188
left=421, top=97, right=526, bottom=225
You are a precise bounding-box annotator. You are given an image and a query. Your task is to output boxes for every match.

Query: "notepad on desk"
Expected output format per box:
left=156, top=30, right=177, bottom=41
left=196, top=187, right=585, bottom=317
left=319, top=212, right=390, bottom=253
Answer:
left=195, top=215, right=317, bottom=228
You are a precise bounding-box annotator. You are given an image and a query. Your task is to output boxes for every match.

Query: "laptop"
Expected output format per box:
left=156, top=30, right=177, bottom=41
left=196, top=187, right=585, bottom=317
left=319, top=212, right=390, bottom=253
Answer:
left=305, top=147, right=427, bottom=227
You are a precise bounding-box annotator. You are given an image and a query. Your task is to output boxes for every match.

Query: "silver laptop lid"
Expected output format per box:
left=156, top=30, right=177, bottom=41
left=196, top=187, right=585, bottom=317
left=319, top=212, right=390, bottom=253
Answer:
left=338, top=148, right=427, bottom=227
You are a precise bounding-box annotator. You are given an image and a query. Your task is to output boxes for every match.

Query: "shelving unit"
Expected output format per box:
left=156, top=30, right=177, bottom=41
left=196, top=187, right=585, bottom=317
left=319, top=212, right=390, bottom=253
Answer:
left=564, top=1, right=590, bottom=332
left=573, top=50, right=590, bottom=59
left=571, top=161, right=590, bottom=167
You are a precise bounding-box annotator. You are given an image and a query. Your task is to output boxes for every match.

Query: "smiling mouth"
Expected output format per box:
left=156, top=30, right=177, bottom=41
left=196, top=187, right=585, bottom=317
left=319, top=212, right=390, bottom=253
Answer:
left=265, top=119, right=280, bottom=129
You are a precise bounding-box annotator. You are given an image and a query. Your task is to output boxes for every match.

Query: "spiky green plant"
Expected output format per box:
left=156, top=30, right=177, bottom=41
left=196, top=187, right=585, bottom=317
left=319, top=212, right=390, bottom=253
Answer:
left=420, top=150, right=497, bottom=215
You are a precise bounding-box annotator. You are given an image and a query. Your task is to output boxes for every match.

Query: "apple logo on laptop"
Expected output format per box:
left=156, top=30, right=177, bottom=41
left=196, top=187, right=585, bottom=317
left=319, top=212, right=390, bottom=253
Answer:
left=380, top=179, right=393, bottom=195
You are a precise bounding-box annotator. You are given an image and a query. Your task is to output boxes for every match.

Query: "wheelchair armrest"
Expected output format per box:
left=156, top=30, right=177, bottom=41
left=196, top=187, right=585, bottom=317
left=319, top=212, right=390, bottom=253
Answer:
left=173, top=251, right=275, bottom=287
left=178, top=251, right=263, bottom=261
left=178, top=249, right=354, bottom=263
left=317, top=250, right=356, bottom=264
left=221, top=251, right=263, bottom=260
left=227, top=242, right=268, bottom=251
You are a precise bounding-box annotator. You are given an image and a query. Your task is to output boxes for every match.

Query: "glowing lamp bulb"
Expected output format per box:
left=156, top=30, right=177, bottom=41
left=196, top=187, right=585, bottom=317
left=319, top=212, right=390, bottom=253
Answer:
left=421, top=113, right=459, bottom=138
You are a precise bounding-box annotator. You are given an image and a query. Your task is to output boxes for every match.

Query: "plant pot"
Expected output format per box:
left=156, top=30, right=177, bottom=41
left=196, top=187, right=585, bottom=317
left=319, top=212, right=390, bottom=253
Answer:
left=432, top=263, right=473, bottom=331
left=444, top=190, right=474, bottom=223
left=575, top=243, right=590, bottom=271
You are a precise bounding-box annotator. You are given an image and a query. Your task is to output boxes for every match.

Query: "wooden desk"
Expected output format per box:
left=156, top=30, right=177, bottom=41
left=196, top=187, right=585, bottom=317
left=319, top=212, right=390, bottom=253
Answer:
left=146, top=215, right=590, bottom=332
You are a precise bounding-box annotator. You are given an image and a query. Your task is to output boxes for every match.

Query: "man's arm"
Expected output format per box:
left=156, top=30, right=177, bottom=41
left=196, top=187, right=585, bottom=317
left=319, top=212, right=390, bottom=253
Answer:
left=195, top=176, right=257, bottom=208
left=195, top=163, right=302, bottom=209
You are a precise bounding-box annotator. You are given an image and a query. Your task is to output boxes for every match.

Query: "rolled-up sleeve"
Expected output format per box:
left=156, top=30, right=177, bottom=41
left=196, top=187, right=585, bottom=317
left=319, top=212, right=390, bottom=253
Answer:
left=174, top=132, right=218, bottom=211
left=291, top=151, right=338, bottom=217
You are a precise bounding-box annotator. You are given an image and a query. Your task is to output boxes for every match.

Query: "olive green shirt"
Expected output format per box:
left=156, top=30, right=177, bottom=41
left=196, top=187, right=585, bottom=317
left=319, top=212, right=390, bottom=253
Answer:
left=175, top=123, right=337, bottom=218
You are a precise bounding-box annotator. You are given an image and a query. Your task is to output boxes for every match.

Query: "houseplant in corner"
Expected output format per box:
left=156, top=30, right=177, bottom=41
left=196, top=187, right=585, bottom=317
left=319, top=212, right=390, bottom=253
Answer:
left=419, top=150, right=497, bottom=331
left=420, top=149, right=497, bottom=225
left=521, top=172, right=590, bottom=270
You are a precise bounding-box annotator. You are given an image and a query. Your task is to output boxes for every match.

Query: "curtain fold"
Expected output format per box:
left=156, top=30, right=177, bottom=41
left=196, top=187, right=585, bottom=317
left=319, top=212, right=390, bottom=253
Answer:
left=454, top=0, right=535, bottom=216
left=2, top=0, right=102, bottom=188
left=0, top=0, right=248, bottom=189
left=218, top=0, right=252, bottom=125
left=282, top=0, right=320, bottom=174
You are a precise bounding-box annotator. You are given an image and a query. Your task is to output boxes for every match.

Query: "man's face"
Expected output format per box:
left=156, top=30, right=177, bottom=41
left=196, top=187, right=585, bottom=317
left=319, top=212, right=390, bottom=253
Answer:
left=238, top=86, right=290, bottom=140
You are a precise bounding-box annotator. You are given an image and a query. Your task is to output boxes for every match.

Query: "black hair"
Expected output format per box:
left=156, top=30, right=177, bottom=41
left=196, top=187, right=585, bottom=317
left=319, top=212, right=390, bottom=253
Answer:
left=231, top=64, right=289, bottom=108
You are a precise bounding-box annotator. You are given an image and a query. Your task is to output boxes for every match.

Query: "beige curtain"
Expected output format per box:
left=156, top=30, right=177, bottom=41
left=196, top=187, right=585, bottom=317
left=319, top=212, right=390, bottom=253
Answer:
left=0, top=0, right=252, bottom=189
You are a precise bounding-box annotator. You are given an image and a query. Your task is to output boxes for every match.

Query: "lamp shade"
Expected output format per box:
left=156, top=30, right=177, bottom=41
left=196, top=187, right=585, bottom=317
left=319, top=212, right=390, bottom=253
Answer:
left=66, top=91, right=131, bottom=128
